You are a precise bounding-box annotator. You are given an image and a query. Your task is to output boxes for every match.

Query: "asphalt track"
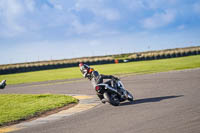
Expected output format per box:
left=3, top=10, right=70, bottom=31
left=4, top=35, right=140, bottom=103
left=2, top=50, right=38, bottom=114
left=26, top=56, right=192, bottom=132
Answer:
left=1, top=69, right=200, bottom=133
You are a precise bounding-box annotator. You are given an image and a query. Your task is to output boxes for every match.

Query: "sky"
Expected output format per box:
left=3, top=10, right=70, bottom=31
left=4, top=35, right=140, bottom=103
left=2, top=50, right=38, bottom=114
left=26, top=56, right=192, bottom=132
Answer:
left=0, top=0, right=200, bottom=65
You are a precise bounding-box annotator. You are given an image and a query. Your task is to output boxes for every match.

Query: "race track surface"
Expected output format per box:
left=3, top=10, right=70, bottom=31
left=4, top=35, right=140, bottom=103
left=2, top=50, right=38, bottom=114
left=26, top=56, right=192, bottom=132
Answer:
left=1, top=69, right=200, bottom=133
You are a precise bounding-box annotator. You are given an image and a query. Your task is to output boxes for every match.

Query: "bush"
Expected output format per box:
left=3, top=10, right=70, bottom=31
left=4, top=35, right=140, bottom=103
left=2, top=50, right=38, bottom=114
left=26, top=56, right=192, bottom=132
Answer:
left=176, top=52, right=182, bottom=57
left=187, top=50, right=192, bottom=56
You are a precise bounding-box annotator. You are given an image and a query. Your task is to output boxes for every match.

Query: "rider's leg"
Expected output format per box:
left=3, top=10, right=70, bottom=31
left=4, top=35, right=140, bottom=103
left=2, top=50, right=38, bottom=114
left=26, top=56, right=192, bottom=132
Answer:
left=97, top=93, right=106, bottom=103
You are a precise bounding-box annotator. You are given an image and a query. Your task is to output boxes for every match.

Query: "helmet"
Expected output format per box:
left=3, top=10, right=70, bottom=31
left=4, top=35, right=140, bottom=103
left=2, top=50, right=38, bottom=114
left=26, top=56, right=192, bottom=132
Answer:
left=79, top=63, right=90, bottom=73
left=79, top=62, right=83, bottom=67
left=79, top=63, right=94, bottom=78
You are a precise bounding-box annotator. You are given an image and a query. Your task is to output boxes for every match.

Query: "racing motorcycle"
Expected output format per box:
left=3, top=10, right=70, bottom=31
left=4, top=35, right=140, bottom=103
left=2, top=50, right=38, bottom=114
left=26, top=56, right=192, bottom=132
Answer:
left=95, top=79, right=133, bottom=106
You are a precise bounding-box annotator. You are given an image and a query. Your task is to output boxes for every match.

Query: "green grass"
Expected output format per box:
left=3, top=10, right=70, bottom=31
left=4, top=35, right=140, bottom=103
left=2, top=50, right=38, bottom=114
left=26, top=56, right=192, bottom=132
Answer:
left=0, top=94, right=78, bottom=126
left=1, top=55, right=200, bottom=85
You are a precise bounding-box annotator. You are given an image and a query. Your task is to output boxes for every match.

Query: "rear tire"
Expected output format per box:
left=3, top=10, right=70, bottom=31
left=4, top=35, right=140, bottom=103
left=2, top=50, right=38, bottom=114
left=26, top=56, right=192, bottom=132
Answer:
left=103, top=92, right=120, bottom=106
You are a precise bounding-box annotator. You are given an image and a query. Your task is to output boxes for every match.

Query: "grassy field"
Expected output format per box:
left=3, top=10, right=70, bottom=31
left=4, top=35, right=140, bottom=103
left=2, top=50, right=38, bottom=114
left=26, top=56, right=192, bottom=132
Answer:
left=1, top=55, right=200, bottom=85
left=0, top=94, right=78, bottom=126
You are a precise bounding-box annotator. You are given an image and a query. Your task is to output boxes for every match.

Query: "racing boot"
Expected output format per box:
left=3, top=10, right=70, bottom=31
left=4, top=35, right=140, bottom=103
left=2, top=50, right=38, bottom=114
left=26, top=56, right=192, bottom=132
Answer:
left=101, top=98, right=106, bottom=104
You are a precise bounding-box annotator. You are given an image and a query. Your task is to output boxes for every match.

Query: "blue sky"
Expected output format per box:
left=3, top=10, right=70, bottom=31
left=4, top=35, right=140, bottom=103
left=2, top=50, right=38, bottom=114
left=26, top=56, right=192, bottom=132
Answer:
left=0, top=0, right=200, bottom=64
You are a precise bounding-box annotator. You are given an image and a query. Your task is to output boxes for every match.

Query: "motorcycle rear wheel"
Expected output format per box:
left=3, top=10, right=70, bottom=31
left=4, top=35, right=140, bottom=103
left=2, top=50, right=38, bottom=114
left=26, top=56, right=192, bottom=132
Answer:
left=103, top=92, right=120, bottom=106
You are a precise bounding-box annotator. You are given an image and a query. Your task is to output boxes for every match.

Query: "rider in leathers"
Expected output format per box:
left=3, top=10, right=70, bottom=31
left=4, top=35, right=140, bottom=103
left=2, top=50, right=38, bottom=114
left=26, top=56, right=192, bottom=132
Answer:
left=79, top=63, right=118, bottom=103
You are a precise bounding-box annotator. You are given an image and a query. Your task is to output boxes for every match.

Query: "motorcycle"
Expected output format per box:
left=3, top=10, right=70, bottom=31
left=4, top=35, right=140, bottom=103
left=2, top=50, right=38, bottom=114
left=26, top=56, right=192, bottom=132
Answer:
left=95, top=79, right=133, bottom=106
left=0, top=80, right=6, bottom=89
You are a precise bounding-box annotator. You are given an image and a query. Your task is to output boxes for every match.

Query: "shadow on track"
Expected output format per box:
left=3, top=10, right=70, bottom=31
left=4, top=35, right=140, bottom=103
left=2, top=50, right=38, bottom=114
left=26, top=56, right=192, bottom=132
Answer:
left=120, top=95, right=184, bottom=106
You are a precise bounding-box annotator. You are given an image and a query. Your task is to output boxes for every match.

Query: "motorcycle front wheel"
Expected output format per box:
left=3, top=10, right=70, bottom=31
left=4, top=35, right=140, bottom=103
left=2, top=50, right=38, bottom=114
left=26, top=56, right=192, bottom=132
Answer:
left=126, top=90, right=134, bottom=102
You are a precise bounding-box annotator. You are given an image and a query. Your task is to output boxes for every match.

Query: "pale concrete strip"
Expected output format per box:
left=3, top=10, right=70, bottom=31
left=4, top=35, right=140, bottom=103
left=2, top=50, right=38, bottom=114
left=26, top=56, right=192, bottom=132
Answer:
left=73, top=95, right=94, bottom=100
left=0, top=126, right=21, bottom=133
left=0, top=95, right=100, bottom=133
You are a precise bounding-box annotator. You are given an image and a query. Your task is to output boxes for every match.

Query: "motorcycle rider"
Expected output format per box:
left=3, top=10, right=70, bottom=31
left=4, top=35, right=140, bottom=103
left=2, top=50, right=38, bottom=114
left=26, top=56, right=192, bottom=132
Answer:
left=79, top=63, right=119, bottom=103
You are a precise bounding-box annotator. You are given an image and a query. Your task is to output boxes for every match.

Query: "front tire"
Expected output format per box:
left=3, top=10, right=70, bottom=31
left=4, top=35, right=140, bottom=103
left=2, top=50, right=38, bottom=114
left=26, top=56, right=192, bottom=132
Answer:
left=127, top=91, right=134, bottom=102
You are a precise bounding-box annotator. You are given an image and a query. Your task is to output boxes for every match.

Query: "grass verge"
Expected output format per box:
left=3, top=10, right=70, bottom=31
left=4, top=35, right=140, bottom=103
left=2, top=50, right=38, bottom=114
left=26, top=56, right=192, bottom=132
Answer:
left=0, top=55, right=200, bottom=85
left=0, top=94, right=78, bottom=126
